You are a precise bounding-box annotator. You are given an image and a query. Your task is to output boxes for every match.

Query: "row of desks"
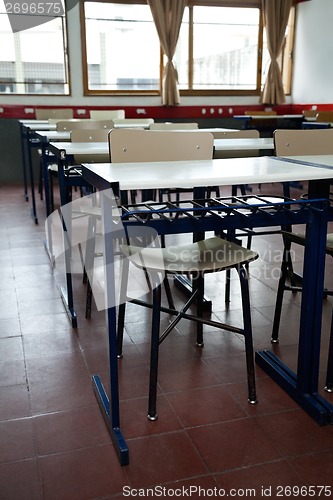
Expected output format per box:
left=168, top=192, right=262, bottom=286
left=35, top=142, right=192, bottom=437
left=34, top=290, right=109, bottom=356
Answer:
left=18, top=118, right=333, bottom=465
left=19, top=119, right=275, bottom=223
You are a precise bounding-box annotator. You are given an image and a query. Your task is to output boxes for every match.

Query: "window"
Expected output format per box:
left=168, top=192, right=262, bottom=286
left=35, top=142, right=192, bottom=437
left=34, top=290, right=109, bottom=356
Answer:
left=0, top=1, right=69, bottom=95
left=82, top=1, right=160, bottom=93
left=81, top=0, right=295, bottom=96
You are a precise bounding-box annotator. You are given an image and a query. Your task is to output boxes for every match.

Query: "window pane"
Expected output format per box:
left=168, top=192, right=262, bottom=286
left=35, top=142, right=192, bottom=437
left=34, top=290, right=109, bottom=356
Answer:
left=176, top=6, right=260, bottom=91
left=0, top=3, right=69, bottom=94
left=84, top=2, right=160, bottom=91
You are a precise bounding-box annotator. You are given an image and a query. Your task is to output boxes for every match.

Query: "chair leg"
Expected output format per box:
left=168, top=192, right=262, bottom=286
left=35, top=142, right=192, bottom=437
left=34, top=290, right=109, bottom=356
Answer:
left=237, top=265, right=257, bottom=404
left=325, top=308, right=333, bottom=392
left=117, top=257, right=130, bottom=358
left=225, top=268, right=231, bottom=303
left=148, top=281, right=162, bottom=421
left=38, top=158, right=43, bottom=200
left=194, top=274, right=204, bottom=347
left=84, top=216, right=97, bottom=319
left=85, top=280, right=93, bottom=319
left=271, top=241, right=291, bottom=343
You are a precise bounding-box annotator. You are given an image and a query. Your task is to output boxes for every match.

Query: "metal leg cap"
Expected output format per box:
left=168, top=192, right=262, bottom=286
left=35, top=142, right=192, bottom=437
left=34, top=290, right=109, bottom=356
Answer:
left=270, top=338, right=279, bottom=344
left=196, top=342, right=204, bottom=348
left=248, top=398, right=258, bottom=405
left=147, top=414, right=158, bottom=421
left=324, top=385, right=333, bottom=393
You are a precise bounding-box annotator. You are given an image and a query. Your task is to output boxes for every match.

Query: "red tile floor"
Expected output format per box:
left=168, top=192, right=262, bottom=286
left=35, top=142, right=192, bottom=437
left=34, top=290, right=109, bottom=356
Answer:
left=1, top=183, right=333, bottom=499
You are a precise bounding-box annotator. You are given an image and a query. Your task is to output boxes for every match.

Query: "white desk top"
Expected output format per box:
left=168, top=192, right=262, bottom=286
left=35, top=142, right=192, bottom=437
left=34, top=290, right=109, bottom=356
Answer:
left=81, top=156, right=333, bottom=192
left=35, top=130, right=71, bottom=141
left=214, top=137, right=273, bottom=151
left=23, top=122, right=57, bottom=131
left=302, top=121, right=333, bottom=127
left=19, top=119, right=49, bottom=125
left=50, top=142, right=109, bottom=156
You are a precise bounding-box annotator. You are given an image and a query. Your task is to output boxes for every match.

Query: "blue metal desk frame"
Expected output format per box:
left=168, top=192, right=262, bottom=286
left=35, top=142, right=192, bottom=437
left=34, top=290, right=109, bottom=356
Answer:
left=46, top=143, right=93, bottom=328
left=79, top=163, right=333, bottom=465
left=19, top=123, right=40, bottom=224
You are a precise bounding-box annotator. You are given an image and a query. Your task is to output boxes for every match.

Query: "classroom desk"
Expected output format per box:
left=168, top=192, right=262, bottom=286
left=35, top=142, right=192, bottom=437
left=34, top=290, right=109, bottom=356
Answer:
left=302, top=121, right=333, bottom=129
left=25, top=129, right=266, bottom=221
left=234, top=114, right=304, bottom=132
left=79, top=156, right=333, bottom=465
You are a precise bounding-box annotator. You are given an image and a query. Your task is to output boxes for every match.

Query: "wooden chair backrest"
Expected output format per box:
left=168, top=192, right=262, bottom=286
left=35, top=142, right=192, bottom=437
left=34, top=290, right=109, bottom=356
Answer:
left=70, top=126, right=112, bottom=164
left=149, top=122, right=198, bottom=130
left=302, top=109, right=318, bottom=118
left=244, top=110, right=277, bottom=116
left=89, top=109, right=125, bottom=120
left=316, top=111, right=333, bottom=122
left=56, top=119, right=114, bottom=131
left=109, top=129, right=214, bottom=163
left=36, top=108, right=73, bottom=120
left=274, top=128, right=333, bottom=156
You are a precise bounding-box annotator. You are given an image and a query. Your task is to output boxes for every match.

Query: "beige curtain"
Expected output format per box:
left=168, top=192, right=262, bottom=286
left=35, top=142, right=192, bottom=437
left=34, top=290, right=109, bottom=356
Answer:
left=147, top=0, right=187, bottom=106
left=260, top=0, right=292, bottom=104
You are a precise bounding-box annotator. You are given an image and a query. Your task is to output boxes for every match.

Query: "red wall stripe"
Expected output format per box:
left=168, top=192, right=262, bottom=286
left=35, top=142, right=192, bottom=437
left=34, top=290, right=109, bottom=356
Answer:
left=0, top=103, right=330, bottom=120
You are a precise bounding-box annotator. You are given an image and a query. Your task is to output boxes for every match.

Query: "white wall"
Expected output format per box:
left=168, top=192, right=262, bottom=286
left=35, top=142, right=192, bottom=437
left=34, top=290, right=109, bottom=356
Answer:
left=292, top=0, right=333, bottom=104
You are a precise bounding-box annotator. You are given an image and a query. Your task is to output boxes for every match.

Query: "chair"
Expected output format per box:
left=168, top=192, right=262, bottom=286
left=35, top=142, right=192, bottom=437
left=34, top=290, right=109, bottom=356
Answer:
left=274, top=128, right=333, bottom=157
left=316, top=111, right=333, bottom=122
left=106, top=129, right=259, bottom=419
left=89, top=109, right=125, bottom=120
left=149, top=122, right=198, bottom=130
left=56, top=119, right=114, bottom=131
left=271, top=129, right=333, bottom=391
left=302, top=109, right=318, bottom=119
left=35, top=108, right=73, bottom=120
left=70, top=128, right=111, bottom=164
left=118, top=230, right=259, bottom=420
left=83, top=128, right=215, bottom=319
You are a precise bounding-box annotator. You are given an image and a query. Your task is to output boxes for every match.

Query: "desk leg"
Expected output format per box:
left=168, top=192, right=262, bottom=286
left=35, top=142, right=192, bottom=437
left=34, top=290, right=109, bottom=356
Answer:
left=20, top=125, right=29, bottom=202
left=57, top=158, right=77, bottom=328
left=256, top=190, right=333, bottom=425
left=41, top=142, right=54, bottom=264
left=92, top=190, right=129, bottom=465
left=27, top=131, right=38, bottom=224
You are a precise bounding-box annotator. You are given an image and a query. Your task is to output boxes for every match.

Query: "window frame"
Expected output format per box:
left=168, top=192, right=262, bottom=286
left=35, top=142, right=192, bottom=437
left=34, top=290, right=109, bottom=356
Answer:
left=80, top=0, right=295, bottom=97
left=0, top=2, right=71, bottom=96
